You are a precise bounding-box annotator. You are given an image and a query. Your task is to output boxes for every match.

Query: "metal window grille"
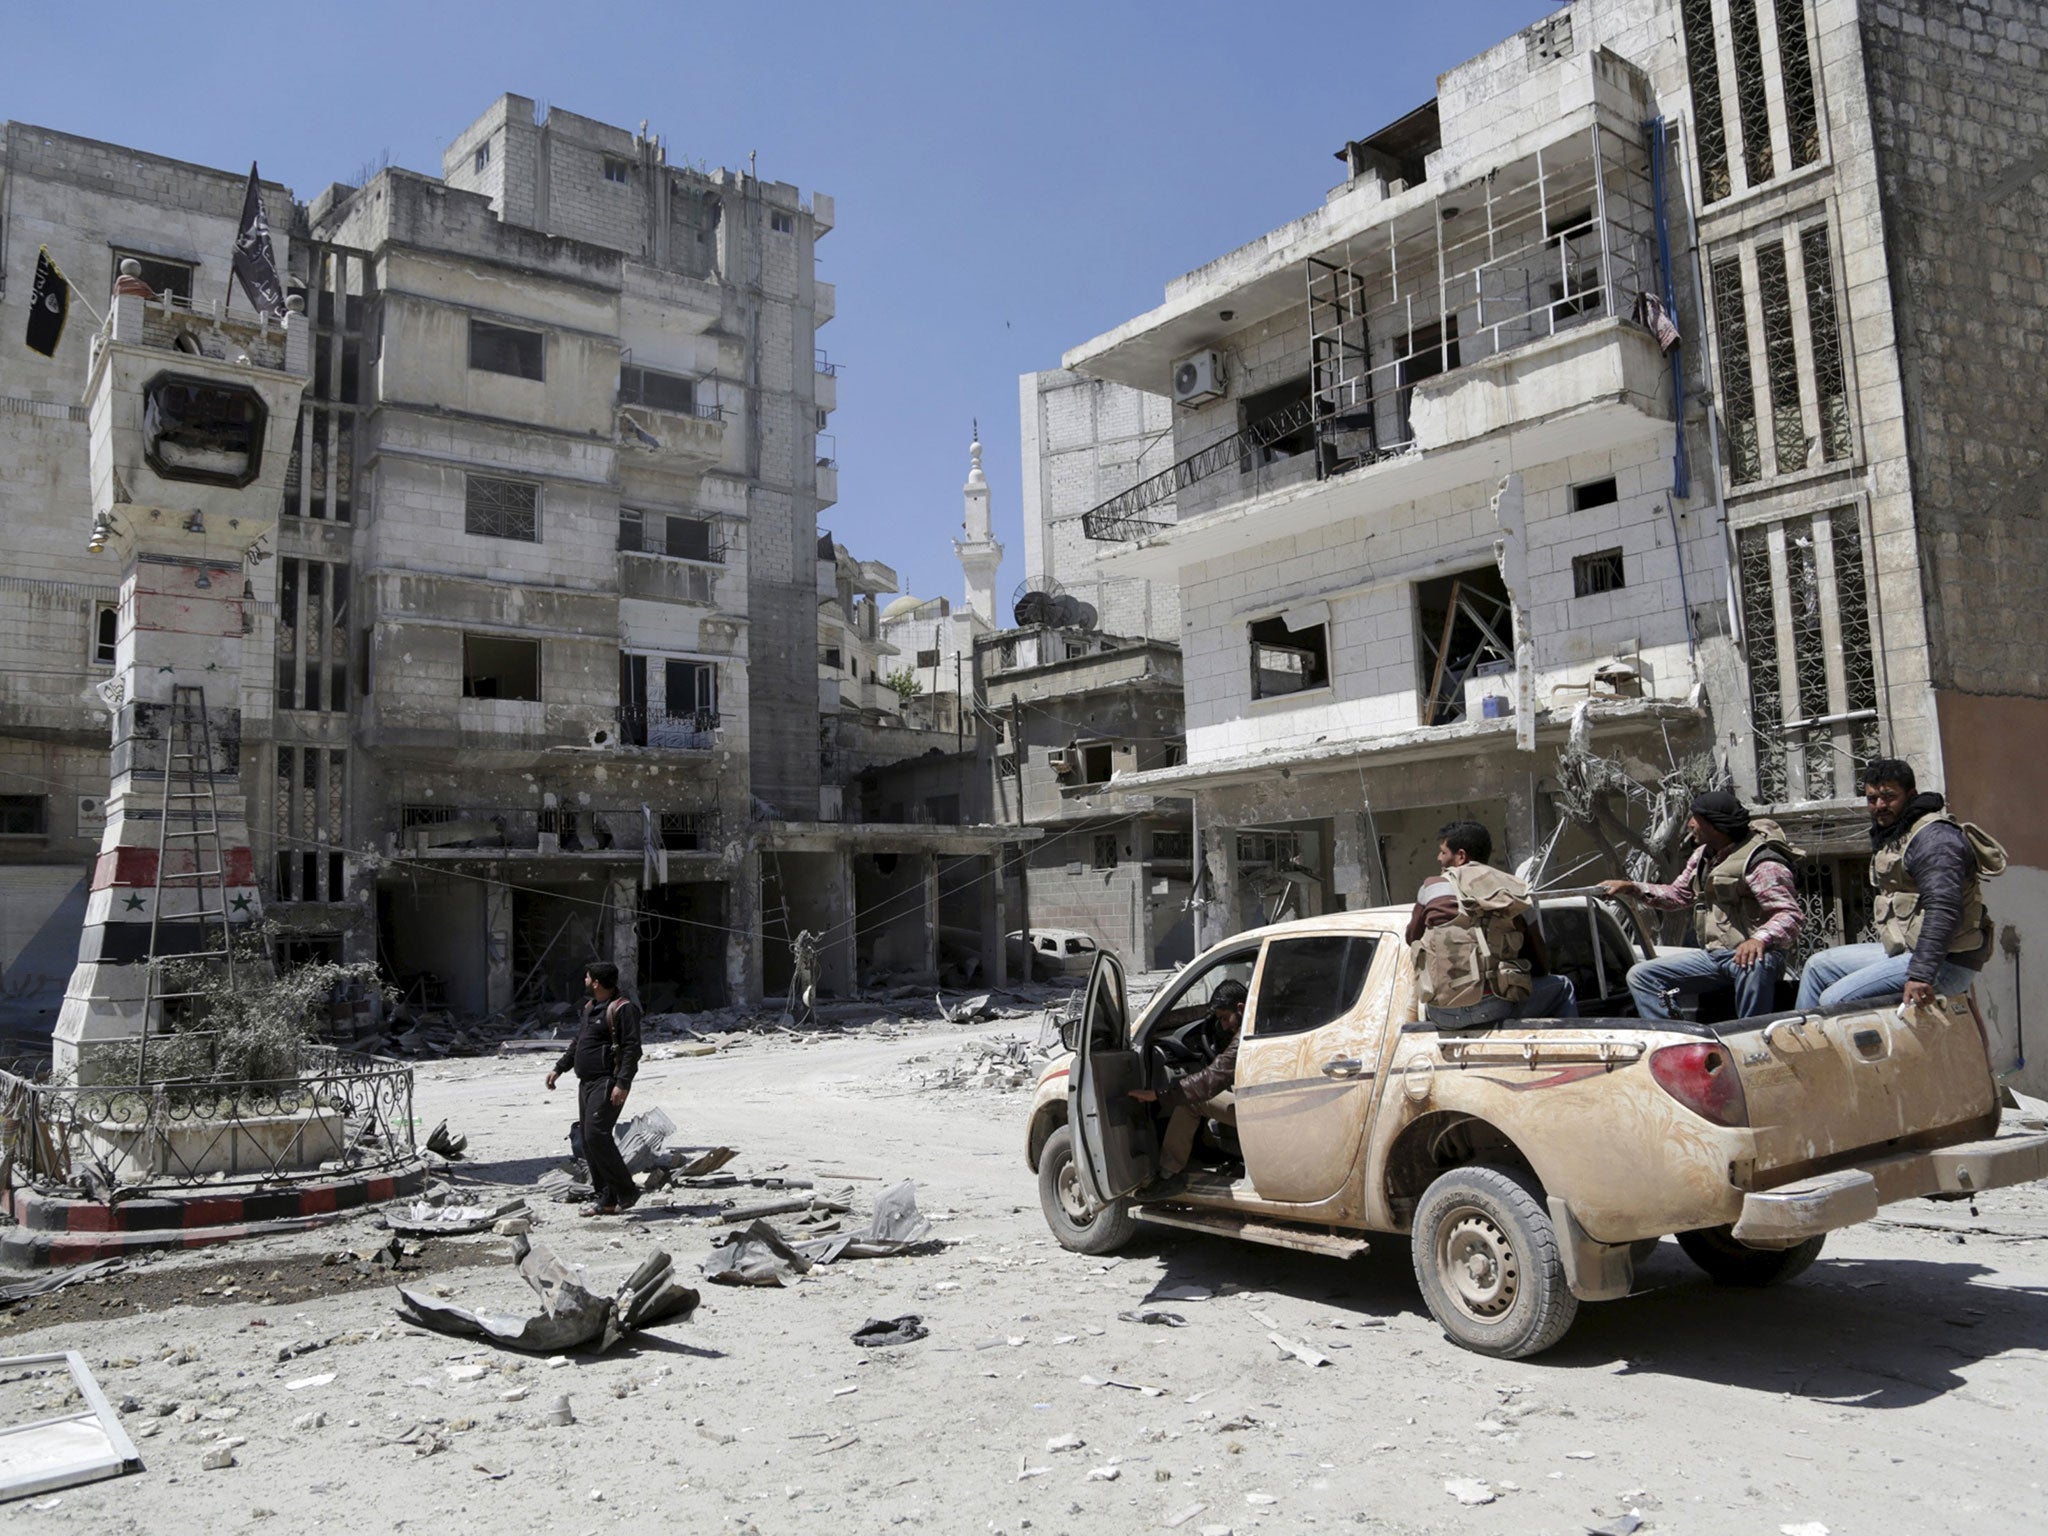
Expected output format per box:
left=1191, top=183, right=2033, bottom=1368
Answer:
left=1571, top=548, right=1627, bottom=597
left=0, top=794, right=47, bottom=835
left=1776, top=0, right=1823, bottom=168
left=1092, top=833, right=1119, bottom=871
left=1711, top=257, right=1763, bottom=484
left=274, top=556, right=350, bottom=715
left=1681, top=0, right=1733, bottom=203
left=273, top=747, right=348, bottom=902
left=1727, top=0, right=1776, bottom=189
left=1152, top=831, right=1193, bottom=861
left=465, top=476, right=538, bottom=542
left=1737, top=508, right=1878, bottom=804
left=659, top=811, right=716, bottom=851
left=1755, top=241, right=1808, bottom=475
left=1800, top=225, right=1851, bottom=462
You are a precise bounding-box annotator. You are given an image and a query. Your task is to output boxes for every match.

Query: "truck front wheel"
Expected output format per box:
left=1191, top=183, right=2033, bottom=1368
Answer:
left=1412, top=1164, right=1579, bottom=1359
left=1677, top=1225, right=1824, bottom=1286
left=1038, top=1125, right=1137, bottom=1255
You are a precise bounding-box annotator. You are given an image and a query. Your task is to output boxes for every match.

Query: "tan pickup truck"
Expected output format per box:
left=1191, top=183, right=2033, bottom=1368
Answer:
left=1024, top=906, right=2048, bottom=1359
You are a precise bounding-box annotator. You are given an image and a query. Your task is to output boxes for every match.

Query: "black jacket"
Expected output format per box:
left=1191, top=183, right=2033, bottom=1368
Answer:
left=1883, top=796, right=1986, bottom=984
left=554, top=995, right=643, bottom=1087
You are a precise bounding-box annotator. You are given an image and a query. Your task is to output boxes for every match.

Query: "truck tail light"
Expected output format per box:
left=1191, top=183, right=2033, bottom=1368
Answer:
left=1649, top=1041, right=1749, bottom=1127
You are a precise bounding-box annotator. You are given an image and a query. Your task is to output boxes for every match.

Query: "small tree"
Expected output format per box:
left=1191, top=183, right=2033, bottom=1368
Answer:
left=884, top=666, right=925, bottom=705
left=140, top=924, right=390, bottom=1088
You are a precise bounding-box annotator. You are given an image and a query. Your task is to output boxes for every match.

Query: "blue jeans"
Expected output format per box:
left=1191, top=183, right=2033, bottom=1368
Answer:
left=1626, top=947, right=1785, bottom=1021
left=1793, top=942, right=1980, bottom=1010
left=1513, top=974, right=1578, bottom=1019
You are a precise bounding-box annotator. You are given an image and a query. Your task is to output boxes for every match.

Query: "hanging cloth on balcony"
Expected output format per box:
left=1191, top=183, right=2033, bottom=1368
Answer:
left=1631, top=290, right=1682, bottom=354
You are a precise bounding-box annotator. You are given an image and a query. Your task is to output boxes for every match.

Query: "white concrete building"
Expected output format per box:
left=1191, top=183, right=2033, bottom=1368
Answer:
left=1063, top=0, right=2048, bottom=1086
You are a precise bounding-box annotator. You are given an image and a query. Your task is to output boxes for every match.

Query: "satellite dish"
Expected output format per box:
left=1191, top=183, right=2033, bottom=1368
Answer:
left=1051, top=594, right=1081, bottom=628
left=1010, top=573, right=1066, bottom=627
left=1070, top=599, right=1098, bottom=631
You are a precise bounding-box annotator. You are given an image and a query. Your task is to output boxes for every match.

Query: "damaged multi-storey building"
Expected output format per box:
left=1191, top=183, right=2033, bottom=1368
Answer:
left=1052, top=0, right=2047, bottom=1086
left=0, top=96, right=1022, bottom=1029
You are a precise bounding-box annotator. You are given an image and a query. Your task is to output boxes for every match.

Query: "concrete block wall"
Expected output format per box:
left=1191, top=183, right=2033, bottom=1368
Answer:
left=1019, top=370, right=1181, bottom=642
left=1174, top=431, right=1712, bottom=765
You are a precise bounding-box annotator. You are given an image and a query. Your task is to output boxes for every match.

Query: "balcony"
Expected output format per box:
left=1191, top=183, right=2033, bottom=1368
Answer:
left=619, top=550, right=723, bottom=606
left=615, top=705, right=720, bottom=752
left=398, top=802, right=721, bottom=858
left=615, top=373, right=726, bottom=470
left=1070, top=68, right=1673, bottom=577
left=815, top=280, right=836, bottom=326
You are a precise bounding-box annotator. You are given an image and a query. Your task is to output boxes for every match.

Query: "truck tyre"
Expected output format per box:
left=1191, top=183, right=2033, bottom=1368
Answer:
left=1038, top=1125, right=1137, bottom=1256
left=1412, top=1164, right=1579, bottom=1359
left=1676, top=1225, right=1824, bottom=1286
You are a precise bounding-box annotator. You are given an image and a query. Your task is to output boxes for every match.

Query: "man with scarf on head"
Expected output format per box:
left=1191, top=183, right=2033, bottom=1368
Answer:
left=1794, top=759, right=1994, bottom=1010
left=1601, top=789, right=1802, bottom=1020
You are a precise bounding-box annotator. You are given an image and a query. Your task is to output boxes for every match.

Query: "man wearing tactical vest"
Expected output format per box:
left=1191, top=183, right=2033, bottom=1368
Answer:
left=1795, top=758, right=2001, bottom=1010
left=1407, top=820, right=1576, bottom=1023
left=1599, top=790, right=1803, bottom=1020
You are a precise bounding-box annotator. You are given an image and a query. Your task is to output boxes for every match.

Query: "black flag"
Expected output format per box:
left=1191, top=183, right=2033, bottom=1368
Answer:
left=24, top=247, right=70, bottom=357
left=231, top=162, right=287, bottom=320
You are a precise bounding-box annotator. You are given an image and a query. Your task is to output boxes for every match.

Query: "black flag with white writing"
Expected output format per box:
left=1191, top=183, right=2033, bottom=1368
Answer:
left=24, top=246, right=70, bottom=357
left=231, top=162, right=288, bottom=320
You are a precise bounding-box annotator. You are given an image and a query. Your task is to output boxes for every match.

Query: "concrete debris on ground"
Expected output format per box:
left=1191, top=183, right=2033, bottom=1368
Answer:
left=701, top=1180, right=936, bottom=1284
left=912, top=1034, right=1051, bottom=1092
left=394, top=1235, right=697, bottom=1354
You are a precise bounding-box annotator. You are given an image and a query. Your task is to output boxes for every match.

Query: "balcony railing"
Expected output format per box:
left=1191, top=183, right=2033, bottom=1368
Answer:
left=399, top=801, right=720, bottom=854
left=617, top=705, right=720, bottom=750
left=1083, top=120, right=1660, bottom=540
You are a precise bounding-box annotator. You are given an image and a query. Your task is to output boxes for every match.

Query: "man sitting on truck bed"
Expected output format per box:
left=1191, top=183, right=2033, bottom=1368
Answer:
left=1408, top=820, right=1576, bottom=1022
left=1795, top=758, right=2001, bottom=1010
left=1600, top=790, right=1803, bottom=1021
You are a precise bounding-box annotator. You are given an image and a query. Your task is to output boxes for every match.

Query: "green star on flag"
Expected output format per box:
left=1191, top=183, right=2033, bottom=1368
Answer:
left=230, top=893, right=253, bottom=913
left=122, top=893, right=145, bottom=911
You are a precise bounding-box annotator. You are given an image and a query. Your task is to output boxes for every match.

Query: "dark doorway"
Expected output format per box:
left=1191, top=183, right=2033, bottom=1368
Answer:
left=637, top=881, right=730, bottom=1011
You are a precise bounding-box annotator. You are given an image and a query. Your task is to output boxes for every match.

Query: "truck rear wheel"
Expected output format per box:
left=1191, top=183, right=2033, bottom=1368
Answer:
left=1677, top=1225, right=1824, bottom=1286
left=1038, top=1125, right=1136, bottom=1255
left=1412, top=1164, right=1578, bottom=1359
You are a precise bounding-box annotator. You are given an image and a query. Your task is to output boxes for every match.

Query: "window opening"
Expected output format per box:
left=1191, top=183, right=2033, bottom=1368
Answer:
left=666, top=658, right=718, bottom=721
left=1250, top=934, right=1379, bottom=1037
left=465, top=475, right=539, bottom=541
left=1079, top=743, right=1114, bottom=785
left=1397, top=319, right=1459, bottom=445
left=1572, top=548, right=1627, bottom=597
left=1248, top=614, right=1329, bottom=699
left=474, top=142, right=490, bottom=173
left=915, top=648, right=940, bottom=669
left=604, top=157, right=630, bottom=184
left=1092, top=833, right=1119, bottom=871
left=93, top=602, right=117, bottom=665
left=1777, top=0, right=1822, bottom=168
left=1755, top=240, right=1807, bottom=475
left=1711, top=256, right=1762, bottom=484
left=462, top=635, right=541, bottom=701
left=1800, top=226, right=1850, bottom=462
left=770, top=211, right=794, bottom=234
left=1571, top=477, right=1618, bottom=511
left=1414, top=564, right=1513, bottom=726
left=619, top=365, right=699, bottom=415
left=112, top=249, right=195, bottom=301
left=1238, top=376, right=1317, bottom=468
left=1728, top=0, right=1776, bottom=189
left=1152, top=831, right=1192, bottom=861
left=0, top=795, right=47, bottom=835
left=468, top=318, right=545, bottom=380
left=1681, top=0, right=1732, bottom=203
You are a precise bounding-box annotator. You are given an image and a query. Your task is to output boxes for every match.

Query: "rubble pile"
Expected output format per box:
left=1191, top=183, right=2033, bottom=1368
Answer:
left=912, top=1034, right=1051, bottom=1092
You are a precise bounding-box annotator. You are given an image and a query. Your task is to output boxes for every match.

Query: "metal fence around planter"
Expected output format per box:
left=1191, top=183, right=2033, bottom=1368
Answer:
left=0, top=1054, right=417, bottom=1192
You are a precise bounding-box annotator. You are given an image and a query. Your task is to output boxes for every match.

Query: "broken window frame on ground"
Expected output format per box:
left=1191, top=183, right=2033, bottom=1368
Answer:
left=0, top=1351, right=144, bottom=1503
left=1735, top=504, right=1881, bottom=804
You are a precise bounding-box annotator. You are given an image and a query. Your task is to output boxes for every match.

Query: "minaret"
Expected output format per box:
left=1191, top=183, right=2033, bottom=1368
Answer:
left=953, top=425, right=1003, bottom=627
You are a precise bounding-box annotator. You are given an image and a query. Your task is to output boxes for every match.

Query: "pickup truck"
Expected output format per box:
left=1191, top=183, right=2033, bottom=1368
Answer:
left=1024, top=905, right=2048, bottom=1359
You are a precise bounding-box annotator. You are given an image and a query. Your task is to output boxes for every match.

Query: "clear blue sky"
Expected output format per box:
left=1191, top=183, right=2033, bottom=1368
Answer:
left=10, top=0, right=1553, bottom=610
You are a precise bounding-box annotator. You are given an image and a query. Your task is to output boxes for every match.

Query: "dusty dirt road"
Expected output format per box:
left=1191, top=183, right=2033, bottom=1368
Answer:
left=6, top=1021, right=2047, bottom=1535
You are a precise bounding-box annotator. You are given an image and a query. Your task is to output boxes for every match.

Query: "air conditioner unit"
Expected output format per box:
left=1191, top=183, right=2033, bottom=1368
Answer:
left=1047, top=749, right=1074, bottom=776
left=77, top=795, right=106, bottom=833
left=1171, top=350, right=1225, bottom=407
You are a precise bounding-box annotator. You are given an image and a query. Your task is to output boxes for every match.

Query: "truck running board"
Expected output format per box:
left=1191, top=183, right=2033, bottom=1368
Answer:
left=1132, top=1204, right=1369, bottom=1259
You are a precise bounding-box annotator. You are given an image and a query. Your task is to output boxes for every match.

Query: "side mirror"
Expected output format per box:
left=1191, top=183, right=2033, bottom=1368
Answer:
left=1059, top=1016, right=1081, bottom=1054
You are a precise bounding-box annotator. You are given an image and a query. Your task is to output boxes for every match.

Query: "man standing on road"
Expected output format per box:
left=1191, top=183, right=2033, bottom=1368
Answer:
left=1795, top=759, right=1999, bottom=1010
left=546, top=962, right=644, bottom=1216
left=1408, top=820, right=1576, bottom=1020
left=1601, top=790, right=1802, bottom=1021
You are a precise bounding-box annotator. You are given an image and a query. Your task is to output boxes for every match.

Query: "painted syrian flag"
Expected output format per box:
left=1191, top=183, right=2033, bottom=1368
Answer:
left=24, top=246, right=69, bottom=357
left=231, top=162, right=288, bottom=320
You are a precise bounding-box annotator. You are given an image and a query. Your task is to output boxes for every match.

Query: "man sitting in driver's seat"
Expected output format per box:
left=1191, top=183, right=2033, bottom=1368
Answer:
left=1129, top=978, right=1245, bottom=1179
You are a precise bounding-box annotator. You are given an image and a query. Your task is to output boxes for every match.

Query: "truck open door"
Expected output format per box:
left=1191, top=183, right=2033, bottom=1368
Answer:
left=1068, top=950, right=1155, bottom=1207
